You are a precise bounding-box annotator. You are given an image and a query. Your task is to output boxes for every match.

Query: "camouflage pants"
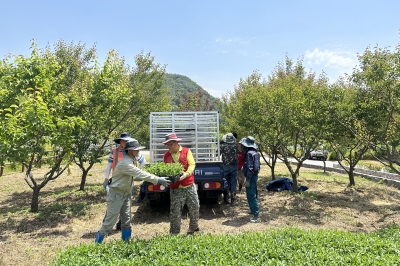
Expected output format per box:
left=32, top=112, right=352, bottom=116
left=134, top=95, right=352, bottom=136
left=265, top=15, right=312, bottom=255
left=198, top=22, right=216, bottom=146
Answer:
left=169, top=184, right=200, bottom=234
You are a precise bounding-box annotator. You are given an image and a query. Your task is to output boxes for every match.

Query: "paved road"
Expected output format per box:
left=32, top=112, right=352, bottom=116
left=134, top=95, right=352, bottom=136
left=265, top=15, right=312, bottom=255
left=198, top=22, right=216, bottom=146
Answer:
left=302, top=159, right=334, bottom=168
left=274, top=157, right=334, bottom=168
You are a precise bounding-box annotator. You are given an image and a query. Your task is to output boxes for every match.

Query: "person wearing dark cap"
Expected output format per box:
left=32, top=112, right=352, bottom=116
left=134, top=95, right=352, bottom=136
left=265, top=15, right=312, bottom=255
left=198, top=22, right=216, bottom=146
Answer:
left=220, top=133, right=239, bottom=205
left=103, top=132, right=146, bottom=230
left=240, top=136, right=261, bottom=222
left=163, top=133, right=201, bottom=235
left=95, top=140, right=171, bottom=243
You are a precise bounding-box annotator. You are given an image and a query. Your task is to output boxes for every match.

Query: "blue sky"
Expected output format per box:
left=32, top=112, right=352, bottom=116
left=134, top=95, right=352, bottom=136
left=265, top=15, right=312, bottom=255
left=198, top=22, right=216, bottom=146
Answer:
left=1, top=0, right=399, bottom=98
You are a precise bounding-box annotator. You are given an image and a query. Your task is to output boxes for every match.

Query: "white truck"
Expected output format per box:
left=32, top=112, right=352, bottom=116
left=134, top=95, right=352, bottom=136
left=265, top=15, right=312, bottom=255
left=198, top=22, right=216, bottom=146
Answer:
left=140, top=111, right=225, bottom=205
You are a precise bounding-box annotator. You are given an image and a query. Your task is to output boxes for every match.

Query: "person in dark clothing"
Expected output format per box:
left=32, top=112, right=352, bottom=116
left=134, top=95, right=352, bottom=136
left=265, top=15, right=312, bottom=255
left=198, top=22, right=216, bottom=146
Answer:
left=232, top=132, right=245, bottom=193
left=240, top=136, right=261, bottom=222
left=220, top=133, right=239, bottom=205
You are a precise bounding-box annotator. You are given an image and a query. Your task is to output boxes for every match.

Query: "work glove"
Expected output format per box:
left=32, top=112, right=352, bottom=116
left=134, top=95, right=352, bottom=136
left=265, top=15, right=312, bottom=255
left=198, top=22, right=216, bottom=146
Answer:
left=179, top=172, right=188, bottom=181
left=244, top=181, right=250, bottom=188
left=158, top=177, right=171, bottom=187
left=103, top=179, right=109, bottom=190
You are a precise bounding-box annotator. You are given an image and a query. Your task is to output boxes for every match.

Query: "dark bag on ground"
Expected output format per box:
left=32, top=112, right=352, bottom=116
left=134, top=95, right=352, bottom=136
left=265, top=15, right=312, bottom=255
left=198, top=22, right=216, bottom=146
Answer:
left=266, top=177, right=308, bottom=192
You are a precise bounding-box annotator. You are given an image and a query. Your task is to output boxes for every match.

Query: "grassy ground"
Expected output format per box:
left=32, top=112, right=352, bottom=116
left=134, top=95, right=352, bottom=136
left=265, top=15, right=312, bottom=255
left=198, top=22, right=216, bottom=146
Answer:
left=0, top=157, right=400, bottom=266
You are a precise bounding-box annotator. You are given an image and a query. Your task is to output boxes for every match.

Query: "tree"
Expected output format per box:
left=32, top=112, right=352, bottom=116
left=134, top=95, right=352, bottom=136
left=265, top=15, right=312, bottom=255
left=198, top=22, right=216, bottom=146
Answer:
left=221, top=71, right=281, bottom=179
left=0, top=41, right=85, bottom=212
left=324, top=79, right=371, bottom=186
left=351, top=43, right=400, bottom=174
left=221, top=58, right=330, bottom=189
left=267, top=58, right=329, bottom=191
left=71, top=51, right=171, bottom=190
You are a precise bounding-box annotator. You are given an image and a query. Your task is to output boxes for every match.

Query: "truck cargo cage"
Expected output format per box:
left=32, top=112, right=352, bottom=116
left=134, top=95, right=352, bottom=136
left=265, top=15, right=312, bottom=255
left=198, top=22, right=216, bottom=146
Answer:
left=149, top=112, right=220, bottom=163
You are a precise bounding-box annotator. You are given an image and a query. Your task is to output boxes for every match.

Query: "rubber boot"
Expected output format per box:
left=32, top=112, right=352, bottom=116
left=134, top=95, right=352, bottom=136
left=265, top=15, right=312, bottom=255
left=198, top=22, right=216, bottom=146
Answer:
left=94, top=231, right=105, bottom=243
left=121, top=229, right=132, bottom=242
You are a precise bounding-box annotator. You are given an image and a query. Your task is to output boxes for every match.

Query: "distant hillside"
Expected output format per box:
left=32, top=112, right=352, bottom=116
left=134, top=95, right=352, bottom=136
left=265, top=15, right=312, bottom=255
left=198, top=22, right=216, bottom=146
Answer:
left=163, top=73, right=219, bottom=110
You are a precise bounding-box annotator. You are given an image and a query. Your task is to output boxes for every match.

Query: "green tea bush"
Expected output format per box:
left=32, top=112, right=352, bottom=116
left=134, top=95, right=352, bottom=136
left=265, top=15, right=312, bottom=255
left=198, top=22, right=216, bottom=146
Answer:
left=52, top=225, right=400, bottom=266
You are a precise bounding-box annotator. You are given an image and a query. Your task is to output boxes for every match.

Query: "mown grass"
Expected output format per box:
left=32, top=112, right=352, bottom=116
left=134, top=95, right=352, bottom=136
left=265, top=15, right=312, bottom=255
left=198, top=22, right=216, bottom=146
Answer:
left=52, top=225, right=400, bottom=266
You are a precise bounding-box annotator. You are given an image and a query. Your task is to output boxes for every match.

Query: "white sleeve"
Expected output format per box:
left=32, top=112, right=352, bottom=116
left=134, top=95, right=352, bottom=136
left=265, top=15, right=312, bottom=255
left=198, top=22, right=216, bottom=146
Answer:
left=138, top=157, right=146, bottom=169
left=105, top=162, right=112, bottom=180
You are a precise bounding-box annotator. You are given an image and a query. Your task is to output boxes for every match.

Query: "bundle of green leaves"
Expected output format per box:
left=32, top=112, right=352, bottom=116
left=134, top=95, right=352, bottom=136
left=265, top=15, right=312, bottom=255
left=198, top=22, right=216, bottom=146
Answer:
left=143, top=162, right=183, bottom=179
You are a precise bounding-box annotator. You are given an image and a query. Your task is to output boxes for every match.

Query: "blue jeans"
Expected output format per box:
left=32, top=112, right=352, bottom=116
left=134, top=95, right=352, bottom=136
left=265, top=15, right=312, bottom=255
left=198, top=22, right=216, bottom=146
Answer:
left=246, top=175, right=259, bottom=215
left=224, top=164, right=238, bottom=192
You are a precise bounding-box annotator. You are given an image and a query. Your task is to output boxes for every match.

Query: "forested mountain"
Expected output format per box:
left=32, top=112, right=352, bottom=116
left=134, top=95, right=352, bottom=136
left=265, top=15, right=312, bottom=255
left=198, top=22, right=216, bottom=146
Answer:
left=163, top=73, right=219, bottom=111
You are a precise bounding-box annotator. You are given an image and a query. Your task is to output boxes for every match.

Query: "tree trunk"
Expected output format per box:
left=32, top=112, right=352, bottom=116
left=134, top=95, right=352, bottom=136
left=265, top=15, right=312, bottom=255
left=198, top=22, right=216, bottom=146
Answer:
left=348, top=166, right=356, bottom=186
left=30, top=187, right=40, bottom=212
left=80, top=169, right=89, bottom=190
left=271, top=164, right=276, bottom=180
left=291, top=172, right=298, bottom=192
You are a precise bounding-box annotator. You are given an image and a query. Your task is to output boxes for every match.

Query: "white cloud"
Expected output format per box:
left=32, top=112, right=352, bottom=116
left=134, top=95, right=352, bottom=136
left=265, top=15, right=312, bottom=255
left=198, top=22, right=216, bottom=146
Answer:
left=304, top=48, right=358, bottom=76
left=216, top=38, right=233, bottom=43
left=215, top=37, right=252, bottom=44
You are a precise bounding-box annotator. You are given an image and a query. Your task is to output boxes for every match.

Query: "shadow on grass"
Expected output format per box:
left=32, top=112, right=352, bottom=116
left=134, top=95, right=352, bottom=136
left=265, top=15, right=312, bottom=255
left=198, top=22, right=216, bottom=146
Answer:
left=131, top=196, right=170, bottom=224
left=131, top=192, right=229, bottom=225
left=0, top=183, right=105, bottom=235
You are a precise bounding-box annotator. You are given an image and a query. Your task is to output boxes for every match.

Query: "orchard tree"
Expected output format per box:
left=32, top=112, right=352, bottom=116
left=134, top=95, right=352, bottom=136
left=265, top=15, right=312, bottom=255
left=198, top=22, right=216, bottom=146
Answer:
left=267, top=58, right=330, bottom=191
left=221, top=57, right=330, bottom=188
left=325, top=79, right=371, bottom=186
left=221, top=71, right=281, bottom=180
left=71, top=49, right=131, bottom=190
left=351, top=43, right=400, bottom=174
left=119, top=52, right=171, bottom=144
left=0, top=41, right=84, bottom=212
left=71, top=51, right=171, bottom=190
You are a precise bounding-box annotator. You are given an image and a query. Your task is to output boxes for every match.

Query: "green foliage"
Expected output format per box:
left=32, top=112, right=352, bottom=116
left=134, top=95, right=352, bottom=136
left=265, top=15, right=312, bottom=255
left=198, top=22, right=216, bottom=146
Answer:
left=163, top=73, right=218, bottom=110
left=347, top=43, right=400, bottom=175
left=0, top=40, right=85, bottom=211
left=221, top=58, right=330, bottom=187
left=328, top=150, right=339, bottom=161
left=52, top=226, right=400, bottom=265
left=143, top=162, right=183, bottom=177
